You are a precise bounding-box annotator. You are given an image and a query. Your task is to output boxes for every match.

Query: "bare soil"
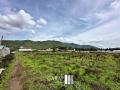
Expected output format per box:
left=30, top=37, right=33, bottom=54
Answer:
left=9, top=58, right=24, bottom=90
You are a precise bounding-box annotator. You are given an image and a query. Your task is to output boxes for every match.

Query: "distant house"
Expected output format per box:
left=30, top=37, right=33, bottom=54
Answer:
left=38, top=48, right=53, bottom=52
left=113, top=50, right=120, bottom=53
left=19, top=49, right=33, bottom=52
left=46, top=48, right=53, bottom=51
left=19, top=46, right=33, bottom=52
left=67, top=49, right=76, bottom=52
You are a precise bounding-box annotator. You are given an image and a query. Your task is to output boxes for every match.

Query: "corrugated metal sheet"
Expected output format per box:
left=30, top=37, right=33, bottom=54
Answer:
left=0, top=45, right=4, bottom=49
left=0, top=68, right=5, bottom=75
left=0, top=45, right=10, bottom=57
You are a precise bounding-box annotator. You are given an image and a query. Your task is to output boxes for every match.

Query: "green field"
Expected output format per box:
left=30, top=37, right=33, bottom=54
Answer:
left=0, top=52, right=120, bottom=90
left=18, top=52, right=120, bottom=90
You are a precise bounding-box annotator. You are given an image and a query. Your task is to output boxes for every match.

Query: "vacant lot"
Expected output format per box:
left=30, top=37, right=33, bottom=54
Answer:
left=0, top=52, right=120, bottom=90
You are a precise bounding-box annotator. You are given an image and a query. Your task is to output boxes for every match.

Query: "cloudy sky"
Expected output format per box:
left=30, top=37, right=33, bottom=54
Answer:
left=0, top=0, right=120, bottom=48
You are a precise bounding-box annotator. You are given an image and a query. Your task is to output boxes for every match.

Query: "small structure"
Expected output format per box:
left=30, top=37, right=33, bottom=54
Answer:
left=19, top=46, right=33, bottom=52
left=45, top=48, right=53, bottom=51
left=19, top=48, right=33, bottom=52
left=67, top=49, right=76, bottom=52
left=38, top=48, right=53, bottom=52
left=113, top=50, right=120, bottom=53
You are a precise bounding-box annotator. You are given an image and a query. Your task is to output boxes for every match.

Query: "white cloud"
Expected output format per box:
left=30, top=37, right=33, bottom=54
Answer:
left=69, top=16, right=120, bottom=48
left=110, top=0, right=120, bottom=9
left=76, top=0, right=120, bottom=33
left=18, top=10, right=36, bottom=27
left=66, top=0, right=120, bottom=48
left=37, top=18, right=47, bottom=26
left=96, top=0, right=120, bottom=21
left=31, top=30, right=35, bottom=34
left=0, top=10, right=47, bottom=34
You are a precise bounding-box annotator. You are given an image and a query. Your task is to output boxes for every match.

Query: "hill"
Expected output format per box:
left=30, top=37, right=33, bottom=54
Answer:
left=2, top=40, right=97, bottom=51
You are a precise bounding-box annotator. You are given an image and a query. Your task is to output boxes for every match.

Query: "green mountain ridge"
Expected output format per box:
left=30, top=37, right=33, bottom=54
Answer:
left=2, top=40, right=97, bottom=51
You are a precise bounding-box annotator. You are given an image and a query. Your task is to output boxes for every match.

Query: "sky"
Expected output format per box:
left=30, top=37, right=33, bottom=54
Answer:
left=0, top=0, right=120, bottom=48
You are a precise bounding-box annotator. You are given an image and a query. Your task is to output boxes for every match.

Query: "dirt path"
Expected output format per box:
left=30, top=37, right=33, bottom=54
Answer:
left=9, top=57, right=23, bottom=90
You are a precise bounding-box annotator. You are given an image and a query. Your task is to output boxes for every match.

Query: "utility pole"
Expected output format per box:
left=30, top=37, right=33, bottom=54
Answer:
left=0, top=36, right=3, bottom=45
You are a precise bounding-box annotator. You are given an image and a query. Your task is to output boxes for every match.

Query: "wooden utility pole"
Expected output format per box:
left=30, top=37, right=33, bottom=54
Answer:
left=0, top=36, right=3, bottom=45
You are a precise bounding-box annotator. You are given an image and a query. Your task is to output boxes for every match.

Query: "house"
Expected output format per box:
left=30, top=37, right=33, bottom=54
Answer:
left=113, top=50, right=120, bottom=53
left=38, top=48, right=53, bottom=52
left=67, top=49, right=76, bottom=52
left=19, top=46, right=33, bottom=52
left=19, top=48, right=33, bottom=52
left=46, top=48, right=53, bottom=51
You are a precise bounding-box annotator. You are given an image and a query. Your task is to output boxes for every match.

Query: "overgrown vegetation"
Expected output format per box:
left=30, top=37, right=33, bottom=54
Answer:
left=17, top=52, right=120, bottom=90
left=0, top=54, right=14, bottom=68
left=0, top=54, right=15, bottom=90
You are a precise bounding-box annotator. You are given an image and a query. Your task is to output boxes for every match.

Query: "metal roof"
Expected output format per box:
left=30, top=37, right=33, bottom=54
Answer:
left=0, top=45, right=4, bottom=49
left=0, top=45, right=9, bottom=50
left=0, top=45, right=10, bottom=57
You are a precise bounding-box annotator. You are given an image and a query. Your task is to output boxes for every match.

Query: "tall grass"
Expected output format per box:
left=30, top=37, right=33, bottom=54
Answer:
left=17, top=52, right=120, bottom=90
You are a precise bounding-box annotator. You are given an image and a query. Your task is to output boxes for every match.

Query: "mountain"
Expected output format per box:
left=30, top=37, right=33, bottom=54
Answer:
left=65, top=43, right=96, bottom=49
left=2, top=40, right=97, bottom=51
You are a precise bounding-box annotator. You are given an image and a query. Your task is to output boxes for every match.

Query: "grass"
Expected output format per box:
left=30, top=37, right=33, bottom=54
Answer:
left=0, top=54, right=15, bottom=90
left=17, top=52, right=120, bottom=90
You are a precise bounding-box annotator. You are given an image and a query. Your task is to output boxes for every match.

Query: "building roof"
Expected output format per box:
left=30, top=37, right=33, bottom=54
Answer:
left=0, top=45, right=10, bottom=50
left=0, top=45, right=4, bottom=49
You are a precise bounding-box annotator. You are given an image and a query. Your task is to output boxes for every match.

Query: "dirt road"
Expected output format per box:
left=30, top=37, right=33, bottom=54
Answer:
left=9, top=58, right=23, bottom=90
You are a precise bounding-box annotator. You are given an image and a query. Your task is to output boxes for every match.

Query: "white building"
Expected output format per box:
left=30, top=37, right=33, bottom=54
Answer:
left=19, top=48, right=33, bottom=52
left=38, top=48, right=53, bottom=52
left=113, top=50, right=120, bottom=53
left=19, top=46, right=34, bottom=52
